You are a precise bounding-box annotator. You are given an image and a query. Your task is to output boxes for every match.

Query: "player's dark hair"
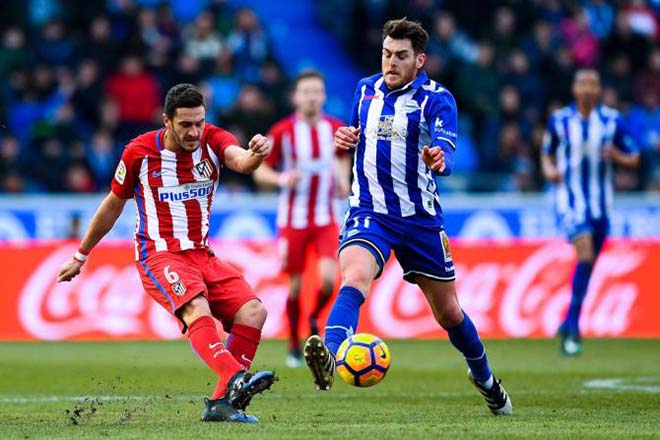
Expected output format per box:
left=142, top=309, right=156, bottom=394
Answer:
left=293, top=69, right=325, bottom=90
left=382, top=18, right=429, bottom=54
left=164, top=84, right=205, bottom=119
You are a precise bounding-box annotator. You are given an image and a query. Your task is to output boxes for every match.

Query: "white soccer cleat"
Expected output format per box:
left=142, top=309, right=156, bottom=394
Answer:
left=468, top=370, right=513, bottom=416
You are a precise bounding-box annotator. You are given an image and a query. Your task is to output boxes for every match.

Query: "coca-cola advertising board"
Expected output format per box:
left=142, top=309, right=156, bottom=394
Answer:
left=1, top=239, right=658, bottom=341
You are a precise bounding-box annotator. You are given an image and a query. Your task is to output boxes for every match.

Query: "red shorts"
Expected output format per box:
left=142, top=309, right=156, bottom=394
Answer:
left=278, top=223, right=339, bottom=274
left=136, top=249, right=258, bottom=333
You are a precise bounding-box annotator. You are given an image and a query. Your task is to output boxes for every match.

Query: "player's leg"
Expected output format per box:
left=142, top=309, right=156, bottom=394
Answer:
left=205, top=255, right=275, bottom=410
left=560, top=231, right=596, bottom=355
left=278, top=228, right=306, bottom=365
left=309, top=223, right=341, bottom=337
left=304, top=209, right=391, bottom=391
left=416, top=277, right=512, bottom=415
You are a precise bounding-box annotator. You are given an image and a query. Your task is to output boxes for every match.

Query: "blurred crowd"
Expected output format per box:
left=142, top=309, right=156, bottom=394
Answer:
left=0, top=0, right=288, bottom=193
left=0, top=0, right=659, bottom=194
left=322, top=0, right=660, bottom=192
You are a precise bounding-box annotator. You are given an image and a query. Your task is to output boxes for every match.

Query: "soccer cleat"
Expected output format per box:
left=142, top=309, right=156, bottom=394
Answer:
left=228, top=370, right=276, bottom=411
left=309, top=316, right=320, bottom=337
left=286, top=348, right=303, bottom=368
left=560, top=334, right=583, bottom=357
left=468, top=371, right=513, bottom=416
left=303, top=335, right=335, bottom=391
left=200, top=397, right=258, bottom=423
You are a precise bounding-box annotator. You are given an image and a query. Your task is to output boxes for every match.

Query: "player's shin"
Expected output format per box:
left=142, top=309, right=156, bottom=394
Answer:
left=447, top=312, right=493, bottom=387
left=286, top=297, right=301, bottom=350
left=324, top=286, right=365, bottom=357
left=227, top=324, right=261, bottom=369
left=187, top=316, right=243, bottom=398
left=563, top=262, right=594, bottom=335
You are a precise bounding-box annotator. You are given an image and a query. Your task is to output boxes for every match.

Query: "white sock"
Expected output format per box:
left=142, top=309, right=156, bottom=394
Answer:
left=478, top=375, right=494, bottom=390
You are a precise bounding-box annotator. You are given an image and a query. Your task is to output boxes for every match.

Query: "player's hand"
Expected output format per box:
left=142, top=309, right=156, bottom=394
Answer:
left=278, top=170, right=301, bottom=189
left=602, top=145, right=620, bottom=162
left=422, top=146, right=445, bottom=173
left=57, top=259, right=84, bottom=282
left=545, top=168, right=562, bottom=183
left=248, top=134, right=272, bottom=158
left=335, top=178, right=351, bottom=198
left=335, top=126, right=360, bottom=150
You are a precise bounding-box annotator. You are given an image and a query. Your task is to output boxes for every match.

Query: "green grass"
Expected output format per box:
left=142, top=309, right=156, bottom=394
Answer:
left=1, top=339, right=659, bottom=439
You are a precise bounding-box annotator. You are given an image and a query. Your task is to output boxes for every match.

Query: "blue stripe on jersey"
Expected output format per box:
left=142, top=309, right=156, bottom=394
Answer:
left=155, top=129, right=163, bottom=151
left=405, top=92, right=424, bottom=210
left=356, top=83, right=374, bottom=210
left=377, top=95, right=400, bottom=216
left=561, top=117, right=575, bottom=212
left=135, top=183, right=149, bottom=260
left=140, top=260, right=175, bottom=312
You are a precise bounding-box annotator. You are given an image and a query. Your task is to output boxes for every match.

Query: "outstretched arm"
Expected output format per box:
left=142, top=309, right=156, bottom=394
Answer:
left=541, top=153, right=562, bottom=183
left=57, top=192, right=127, bottom=282
left=253, top=161, right=300, bottom=189
left=223, top=134, right=273, bottom=174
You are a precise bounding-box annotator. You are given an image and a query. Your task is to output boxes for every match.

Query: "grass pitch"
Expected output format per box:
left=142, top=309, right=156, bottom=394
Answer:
left=1, top=339, right=659, bottom=439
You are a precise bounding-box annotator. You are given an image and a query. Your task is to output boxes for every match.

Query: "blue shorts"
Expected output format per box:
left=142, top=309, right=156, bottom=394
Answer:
left=562, top=215, right=609, bottom=255
left=338, top=207, right=455, bottom=283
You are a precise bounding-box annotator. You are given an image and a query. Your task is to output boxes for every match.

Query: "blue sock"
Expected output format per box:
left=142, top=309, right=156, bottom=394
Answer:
left=324, top=286, right=365, bottom=357
left=563, top=262, right=593, bottom=335
left=447, top=312, right=492, bottom=384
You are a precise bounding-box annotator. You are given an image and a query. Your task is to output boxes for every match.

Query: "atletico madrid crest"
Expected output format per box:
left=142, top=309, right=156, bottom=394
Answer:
left=193, top=159, right=212, bottom=180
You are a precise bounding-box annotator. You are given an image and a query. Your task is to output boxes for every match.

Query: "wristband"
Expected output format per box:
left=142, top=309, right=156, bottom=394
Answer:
left=73, top=247, right=89, bottom=263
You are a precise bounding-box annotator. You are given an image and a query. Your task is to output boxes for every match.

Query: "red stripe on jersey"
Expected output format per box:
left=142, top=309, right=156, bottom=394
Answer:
left=176, top=152, right=204, bottom=245
left=286, top=119, right=297, bottom=227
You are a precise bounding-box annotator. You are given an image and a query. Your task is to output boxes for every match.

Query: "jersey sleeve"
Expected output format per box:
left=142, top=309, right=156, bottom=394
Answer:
left=265, top=124, right=282, bottom=167
left=425, top=90, right=458, bottom=151
left=110, top=146, right=140, bottom=199
left=349, top=80, right=365, bottom=128
left=613, top=116, right=639, bottom=154
left=542, top=115, right=560, bottom=155
left=207, top=125, right=240, bottom=165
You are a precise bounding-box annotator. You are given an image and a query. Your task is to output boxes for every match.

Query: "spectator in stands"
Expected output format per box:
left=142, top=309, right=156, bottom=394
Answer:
left=183, top=10, right=224, bottom=71
left=227, top=8, right=270, bottom=83
left=0, top=28, right=30, bottom=80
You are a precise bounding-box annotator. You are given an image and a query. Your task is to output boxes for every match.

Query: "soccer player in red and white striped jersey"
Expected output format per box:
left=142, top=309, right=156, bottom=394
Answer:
left=57, top=84, right=275, bottom=423
left=254, top=70, right=351, bottom=367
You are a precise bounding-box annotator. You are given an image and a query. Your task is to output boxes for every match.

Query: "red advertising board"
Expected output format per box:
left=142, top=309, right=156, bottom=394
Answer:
left=0, top=239, right=658, bottom=340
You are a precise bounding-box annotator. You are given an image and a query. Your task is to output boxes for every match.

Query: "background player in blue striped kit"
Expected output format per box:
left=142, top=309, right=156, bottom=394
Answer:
left=541, top=69, right=640, bottom=356
left=303, top=18, right=511, bottom=415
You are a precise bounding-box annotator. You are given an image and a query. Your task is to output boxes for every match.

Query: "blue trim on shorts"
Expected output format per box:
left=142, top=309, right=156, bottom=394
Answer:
left=140, top=260, right=175, bottom=312
left=339, top=238, right=385, bottom=278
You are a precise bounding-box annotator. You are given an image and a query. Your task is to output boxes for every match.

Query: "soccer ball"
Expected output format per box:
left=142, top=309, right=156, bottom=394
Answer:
left=335, top=333, right=391, bottom=387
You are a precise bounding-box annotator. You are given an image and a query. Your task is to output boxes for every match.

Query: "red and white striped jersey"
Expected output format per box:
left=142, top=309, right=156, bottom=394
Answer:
left=111, top=124, right=237, bottom=260
left=266, top=114, right=345, bottom=229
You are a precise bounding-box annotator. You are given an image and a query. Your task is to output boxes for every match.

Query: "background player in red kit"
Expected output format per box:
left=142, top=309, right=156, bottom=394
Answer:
left=254, top=70, right=351, bottom=367
left=57, top=84, right=275, bottom=423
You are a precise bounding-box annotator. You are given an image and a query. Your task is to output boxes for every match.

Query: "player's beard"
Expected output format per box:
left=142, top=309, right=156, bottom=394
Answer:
left=171, top=129, right=200, bottom=152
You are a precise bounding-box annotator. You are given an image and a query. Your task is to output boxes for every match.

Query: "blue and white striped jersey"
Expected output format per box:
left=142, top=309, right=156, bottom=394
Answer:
left=348, top=71, right=457, bottom=227
left=543, top=104, right=637, bottom=223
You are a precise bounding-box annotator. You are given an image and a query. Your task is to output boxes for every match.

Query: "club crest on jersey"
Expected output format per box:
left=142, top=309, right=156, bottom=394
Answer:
left=114, top=160, right=126, bottom=185
left=193, top=159, right=213, bottom=180
left=375, top=115, right=408, bottom=140
left=172, top=281, right=187, bottom=296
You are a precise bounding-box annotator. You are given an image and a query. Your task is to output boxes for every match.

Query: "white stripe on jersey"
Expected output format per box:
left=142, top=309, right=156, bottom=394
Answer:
left=192, top=147, right=211, bottom=245
left=160, top=150, right=195, bottom=250
left=417, top=95, right=436, bottom=216
left=586, top=112, right=602, bottom=218
left=391, top=91, right=416, bottom=216
left=140, top=156, right=167, bottom=252
left=291, top=120, right=312, bottom=228
left=363, top=77, right=387, bottom=214
left=567, top=117, right=586, bottom=223
left=314, top=119, right=334, bottom=226
left=349, top=84, right=367, bottom=209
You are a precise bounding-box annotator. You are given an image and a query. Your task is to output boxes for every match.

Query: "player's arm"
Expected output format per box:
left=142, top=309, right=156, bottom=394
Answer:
left=57, top=192, right=127, bottom=282
left=603, top=119, right=641, bottom=169
left=422, top=91, right=457, bottom=175
left=540, top=115, right=562, bottom=183
left=253, top=161, right=300, bottom=189
left=223, top=134, right=273, bottom=174
left=334, top=153, right=352, bottom=197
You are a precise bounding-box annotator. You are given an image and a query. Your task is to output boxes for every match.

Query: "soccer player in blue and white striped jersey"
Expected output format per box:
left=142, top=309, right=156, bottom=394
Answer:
left=541, top=69, right=640, bottom=356
left=303, top=18, right=512, bottom=416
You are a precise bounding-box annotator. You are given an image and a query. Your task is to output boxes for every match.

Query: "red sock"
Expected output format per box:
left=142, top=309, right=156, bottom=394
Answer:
left=226, top=324, right=262, bottom=369
left=311, top=288, right=333, bottom=319
left=187, top=316, right=242, bottom=399
left=286, top=297, right=300, bottom=350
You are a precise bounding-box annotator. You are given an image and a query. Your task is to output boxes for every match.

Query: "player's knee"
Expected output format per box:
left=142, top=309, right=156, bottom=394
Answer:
left=234, top=299, right=267, bottom=328
left=341, top=268, right=372, bottom=294
left=179, top=294, right=212, bottom=326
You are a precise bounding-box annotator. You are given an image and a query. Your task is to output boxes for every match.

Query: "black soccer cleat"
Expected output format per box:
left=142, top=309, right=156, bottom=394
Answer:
left=468, top=371, right=513, bottom=415
left=303, top=335, right=335, bottom=391
left=228, top=370, right=276, bottom=411
left=200, top=397, right=258, bottom=423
